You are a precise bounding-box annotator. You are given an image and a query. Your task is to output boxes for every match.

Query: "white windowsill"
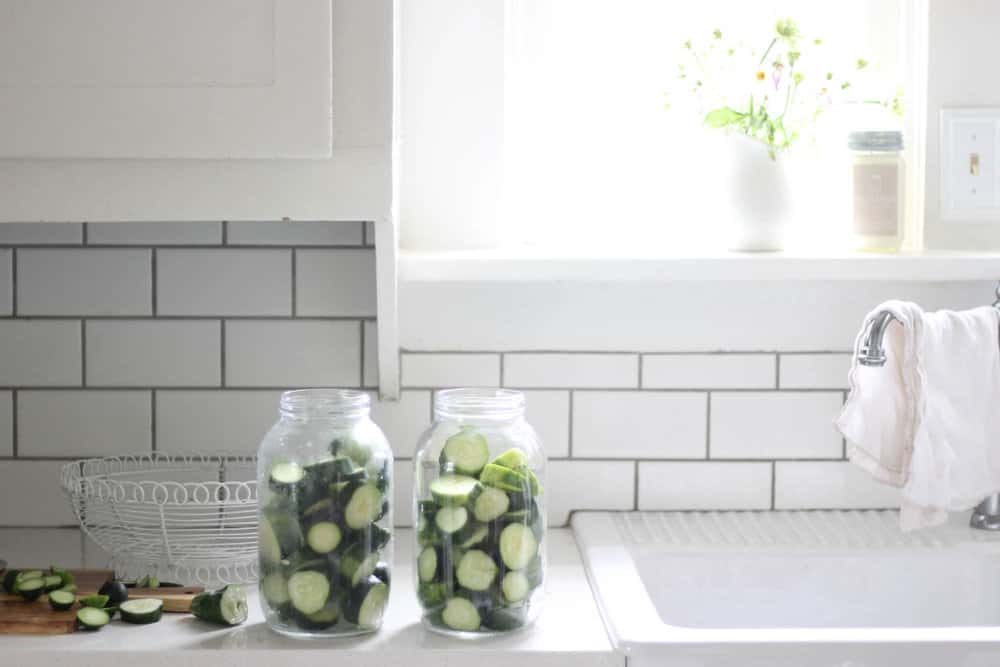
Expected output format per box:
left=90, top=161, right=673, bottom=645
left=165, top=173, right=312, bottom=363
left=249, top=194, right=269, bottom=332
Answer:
left=399, top=249, right=1000, bottom=282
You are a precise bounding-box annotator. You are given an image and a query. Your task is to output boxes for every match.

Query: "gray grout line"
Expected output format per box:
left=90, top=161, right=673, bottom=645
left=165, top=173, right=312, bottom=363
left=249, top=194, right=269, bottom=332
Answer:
left=150, top=390, right=157, bottom=453
left=637, top=352, right=643, bottom=388
left=291, top=248, right=298, bottom=317
left=0, top=315, right=375, bottom=322
left=358, top=320, right=365, bottom=388
left=221, top=221, right=228, bottom=245
left=80, top=321, right=87, bottom=386
left=0, top=243, right=370, bottom=250
left=401, top=349, right=854, bottom=356
left=11, top=390, right=17, bottom=458
left=0, top=455, right=854, bottom=464
left=10, top=248, right=16, bottom=316
left=633, top=461, right=639, bottom=510
left=499, top=353, right=506, bottom=387
left=770, top=461, right=777, bottom=509
left=398, top=385, right=845, bottom=393
left=774, top=353, right=781, bottom=388
left=0, top=385, right=368, bottom=392
left=151, top=248, right=158, bottom=316
left=81, top=223, right=89, bottom=246
left=361, top=221, right=367, bottom=247
left=220, top=320, right=227, bottom=387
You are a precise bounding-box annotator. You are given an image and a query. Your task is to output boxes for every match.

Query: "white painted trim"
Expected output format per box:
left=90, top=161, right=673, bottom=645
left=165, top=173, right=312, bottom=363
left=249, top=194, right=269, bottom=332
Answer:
left=903, top=0, right=929, bottom=250
left=399, top=249, right=1000, bottom=283
left=939, top=107, right=1000, bottom=222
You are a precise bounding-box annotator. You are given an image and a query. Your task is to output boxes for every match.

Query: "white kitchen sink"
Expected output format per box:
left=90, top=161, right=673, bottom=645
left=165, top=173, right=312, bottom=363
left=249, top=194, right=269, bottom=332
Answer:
left=572, top=510, right=1000, bottom=667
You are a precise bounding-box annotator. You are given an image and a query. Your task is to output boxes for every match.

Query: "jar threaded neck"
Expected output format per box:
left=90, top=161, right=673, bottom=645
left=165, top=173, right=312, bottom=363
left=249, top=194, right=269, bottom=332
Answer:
left=279, top=388, right=370, bottom=419
left=434, top=388, right=525, bottom=420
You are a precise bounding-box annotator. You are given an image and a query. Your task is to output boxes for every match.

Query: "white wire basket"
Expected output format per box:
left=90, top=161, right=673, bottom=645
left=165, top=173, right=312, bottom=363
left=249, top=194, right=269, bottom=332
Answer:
left=61, top=452, right=259, bottom=588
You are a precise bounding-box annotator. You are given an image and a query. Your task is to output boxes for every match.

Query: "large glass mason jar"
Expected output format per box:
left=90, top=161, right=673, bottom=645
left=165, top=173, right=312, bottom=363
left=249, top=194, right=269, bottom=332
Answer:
left=413, top=388, right=546, bottom=636
left=257, top=389, right=392, bottom=637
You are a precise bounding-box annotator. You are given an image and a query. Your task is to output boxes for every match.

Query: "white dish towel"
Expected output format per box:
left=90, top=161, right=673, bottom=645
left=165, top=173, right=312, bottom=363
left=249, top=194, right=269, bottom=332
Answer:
left=837, top=300, right=1000, bottom=531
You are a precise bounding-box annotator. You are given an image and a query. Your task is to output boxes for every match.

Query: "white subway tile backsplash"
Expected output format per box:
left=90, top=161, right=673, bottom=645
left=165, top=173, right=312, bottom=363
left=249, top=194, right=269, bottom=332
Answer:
left=775, top=461, right=900, bottom=509
left=0, top=223, right=82, bottom=245
left=0, top=320, right=81, bottom=386
left=779, top=353, right=853, bottom=389
left=573, top=391, right=706, bottom=459
left=156, top=390, right=281, bottom=455
left=402, top=353, right=500, bottom=388
left=228, top=221, right=364, bottom=246
left=296, top=249, right=377, bottom=316
left=369, top=390, right=432, bottom=459
left=0, top=391, right=11, bottom=456
left=18, top=391, right=151, bottom=457
left=157, top=249, right=291, bottom=316
left=17, top=249, right=151, bottom=315
left=0, top=249, right=10, bottom=315
left=521, top=390, right=571, bottom=458
left=225, top=320, right=360, bottom=387
left=87, top=222, right=222, bottom=245
left=638, top=462, right=772, bottom=510
left=711, top=392, right=843, bottom=459
left=548, top=460, right=635, bottom=525
left=0, top=461, right=78, bottom=525
left=642, top=354, right=775, bottom=389
left=363, top=320, right=378, bottom=388
left=86, top=320, right=221, bottom=387
left=504, top=353, right=638, bottom=388
left=0, top=528, right=83, bottom=568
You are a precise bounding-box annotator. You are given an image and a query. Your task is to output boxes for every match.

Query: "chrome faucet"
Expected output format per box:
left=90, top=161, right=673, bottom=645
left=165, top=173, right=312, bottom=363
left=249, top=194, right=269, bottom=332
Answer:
left=857, top=305, right=1000, bottom=531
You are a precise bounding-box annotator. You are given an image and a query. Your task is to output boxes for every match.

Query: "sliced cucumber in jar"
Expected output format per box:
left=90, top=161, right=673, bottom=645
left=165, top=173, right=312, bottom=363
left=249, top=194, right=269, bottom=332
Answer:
left=499, top=523, right=538, bottom=570
left=417, top=545, right=439, bottom=583
left=287, top=570, right=330, bottom=616
left=344, top=483, right=384, bottom=530
left=429, top=474, right=481, bottom=506
left=441, top=597, right=481, bottom=632
left=501, top=571, right=531, bottom=603
left=339, top=545, right=380, bottom=587
left=306, top=521, right=342, bottom=554
left=269, top=461, right=306, bottom=493
left=261, top=572, right=291, bottom=608
left=472, top=486, right=510, bottom=523
left=434, top=506, right=468, bottom=534
left=456, top=550, right=498, bottom=591
left=458, top=523, right=490, bottom=549
left=344, top=576, right=389, bottom=630
left=441, top=428, right=490, bottom=476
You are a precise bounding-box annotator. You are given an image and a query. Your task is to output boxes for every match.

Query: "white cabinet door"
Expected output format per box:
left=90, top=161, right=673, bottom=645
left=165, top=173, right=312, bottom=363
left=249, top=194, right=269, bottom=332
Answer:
left=0, top=0, right=332, bottom=159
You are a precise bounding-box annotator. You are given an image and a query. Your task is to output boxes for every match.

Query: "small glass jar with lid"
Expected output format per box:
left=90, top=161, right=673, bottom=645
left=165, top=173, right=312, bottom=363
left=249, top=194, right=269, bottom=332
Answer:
left=849, top=130, right=905, bottom=252
left=413, top=388, right=546, bottom=636
left=257, top=389, right=392, bottom=638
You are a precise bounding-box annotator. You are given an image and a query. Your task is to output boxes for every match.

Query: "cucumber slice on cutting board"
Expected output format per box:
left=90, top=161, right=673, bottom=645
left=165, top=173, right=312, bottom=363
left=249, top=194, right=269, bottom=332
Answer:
left=120, top=598, right=164, bottom=624
left=76, top=607, right=111, bottom=631
left=48, top=589, right=76, bottom=611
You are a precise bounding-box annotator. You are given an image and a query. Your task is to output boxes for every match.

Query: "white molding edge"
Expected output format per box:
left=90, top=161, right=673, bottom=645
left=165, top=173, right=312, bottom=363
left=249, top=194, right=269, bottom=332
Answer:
left=904, top=0, right=929, bottom=249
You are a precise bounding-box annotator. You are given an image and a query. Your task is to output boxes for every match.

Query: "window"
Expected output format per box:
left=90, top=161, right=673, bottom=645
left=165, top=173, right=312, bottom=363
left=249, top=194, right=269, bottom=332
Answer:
left=399, top=0, right=924, bottom=253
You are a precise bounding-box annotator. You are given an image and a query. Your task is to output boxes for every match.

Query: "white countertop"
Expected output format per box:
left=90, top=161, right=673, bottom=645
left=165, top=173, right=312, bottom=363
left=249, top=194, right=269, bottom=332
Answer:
left=3, top=528, right=621, bottom=667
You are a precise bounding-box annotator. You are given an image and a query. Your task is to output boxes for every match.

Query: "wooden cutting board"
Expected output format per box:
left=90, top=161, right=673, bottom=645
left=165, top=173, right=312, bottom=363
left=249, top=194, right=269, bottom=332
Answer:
left=0, top=569, right=203, bottom=634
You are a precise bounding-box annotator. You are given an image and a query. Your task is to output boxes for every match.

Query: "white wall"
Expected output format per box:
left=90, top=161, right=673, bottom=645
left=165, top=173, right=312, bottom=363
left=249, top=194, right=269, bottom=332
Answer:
left=924, top=0, right=1000, bottom=250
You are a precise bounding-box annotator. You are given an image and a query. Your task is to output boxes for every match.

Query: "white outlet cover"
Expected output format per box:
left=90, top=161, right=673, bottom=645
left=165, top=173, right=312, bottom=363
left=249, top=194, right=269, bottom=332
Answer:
left=941, top=108, right=1000, bottom=221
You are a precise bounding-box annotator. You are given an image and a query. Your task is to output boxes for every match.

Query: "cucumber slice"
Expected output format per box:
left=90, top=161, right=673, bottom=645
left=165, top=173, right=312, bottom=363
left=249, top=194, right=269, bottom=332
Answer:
left=499, top=523, right=538, bottom=570
left=472, top=486, right=510, bottom=522
left=270, top=460, right=305, bottom=484
left=120, top=598, right=164, bottom=624
left=434, top=506, right=468, bottom=534
left=261, top=572, right=291, bottom=607
left=79, top=594, right=110, bottom=608
left=344, top=483, right=384, bottom=530
left=192, top=585, right=249, bottom=626
left=42, top=574, right=63, bottom=592
left=459, top=523, right=490, bottom=549
left=287, top=571, right=330, bottom=616
left=306, top=521, right=342, bottom=554
left=417, top=546, right=438, bottom=583
left=418, top=582, right=447, bottom=608
left=492, top=448, right=529, bottom=471
left=2, top=569, right=20, bottom=593
left=48, top=589, right=76, bottom=611
left=50, top=567, right=75, bottom=589
left=441, top=597, right=481, bottom=631
left=484, top=604, right=528, bottom=632
left=76, top=607, right=110, bottom=631
left=456, top=550, right=498, bottom=591
left=15, top=576, right=46, bottom=601
left=344, top=576, right=389, bottom=630
left=299, top=599, right=341, bottom=629
left=501, top=571, right=531, bottom=603
left=441, top=428, right=490, bottom=475
left=429, top=474, right=481, bottom=506
left=479, top=463, right=533, bottom=495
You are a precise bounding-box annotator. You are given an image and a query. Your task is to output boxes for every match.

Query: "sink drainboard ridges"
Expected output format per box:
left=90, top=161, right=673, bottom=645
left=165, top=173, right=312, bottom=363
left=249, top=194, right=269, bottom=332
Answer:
left=614, top=510, right=950, bottom=550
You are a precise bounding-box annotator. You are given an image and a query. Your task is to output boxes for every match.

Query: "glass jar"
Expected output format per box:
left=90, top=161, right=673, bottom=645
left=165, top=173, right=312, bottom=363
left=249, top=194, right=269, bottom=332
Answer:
left=413, top=388, right=546, bottom=636
left=257, top=389, right=392, bottom=638
left=849, top=130, right=905, bottom=252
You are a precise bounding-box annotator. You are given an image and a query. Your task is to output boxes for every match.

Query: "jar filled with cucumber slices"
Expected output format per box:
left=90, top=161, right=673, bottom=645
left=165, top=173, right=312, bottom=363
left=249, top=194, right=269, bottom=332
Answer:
left=413, top=388, right=546, bottom=636
left=257, top=389, right=392, bottom=638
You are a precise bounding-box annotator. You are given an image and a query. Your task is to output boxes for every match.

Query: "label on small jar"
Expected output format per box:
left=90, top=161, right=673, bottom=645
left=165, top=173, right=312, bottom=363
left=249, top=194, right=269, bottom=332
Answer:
left=853, top=162, right=899, bottom=236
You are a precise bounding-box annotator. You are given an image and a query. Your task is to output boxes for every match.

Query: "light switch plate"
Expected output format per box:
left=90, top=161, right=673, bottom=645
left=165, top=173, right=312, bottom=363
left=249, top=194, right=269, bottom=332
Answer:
left=941, top=108, right=1000, bottom=221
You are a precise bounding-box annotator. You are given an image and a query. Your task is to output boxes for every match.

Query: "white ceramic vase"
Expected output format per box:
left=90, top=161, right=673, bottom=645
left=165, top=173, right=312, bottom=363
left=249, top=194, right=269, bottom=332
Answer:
left=724, top=133, right=793, bottom=252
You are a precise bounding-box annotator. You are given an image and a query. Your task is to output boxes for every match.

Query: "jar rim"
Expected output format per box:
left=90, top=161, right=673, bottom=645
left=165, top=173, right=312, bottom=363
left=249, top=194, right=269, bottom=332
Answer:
left=434, top=388, right=525, bottom=419
left=280, top=388, right=370, bottom=419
